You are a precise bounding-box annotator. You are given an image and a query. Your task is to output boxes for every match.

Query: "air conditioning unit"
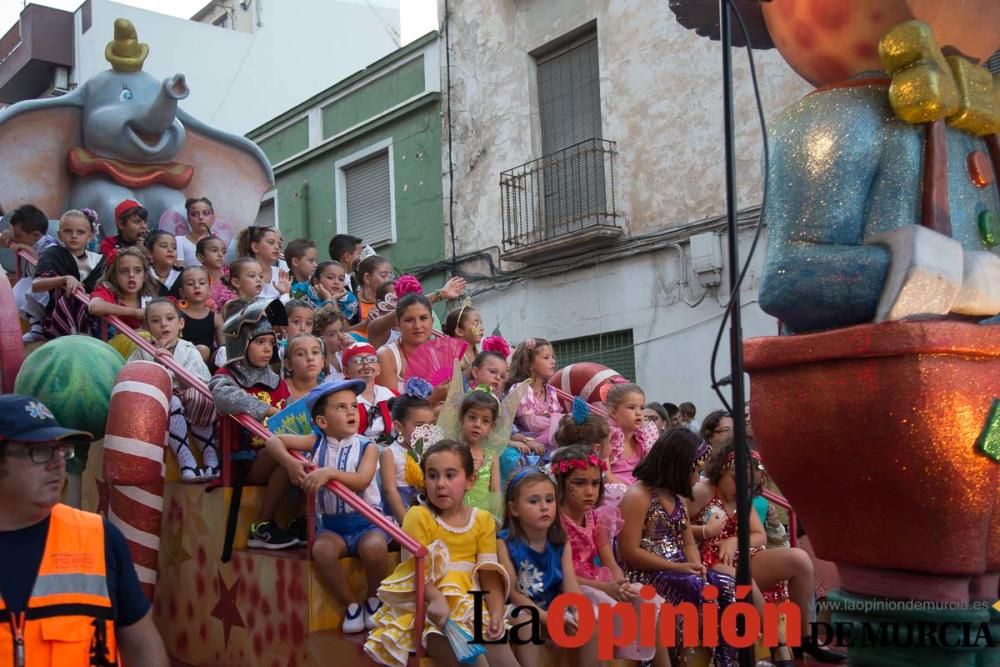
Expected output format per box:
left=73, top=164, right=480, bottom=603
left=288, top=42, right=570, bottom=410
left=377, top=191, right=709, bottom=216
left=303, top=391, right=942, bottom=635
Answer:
left=690, top=231, right=723, bottom=287
left=42, top=67, right=70, bottom=97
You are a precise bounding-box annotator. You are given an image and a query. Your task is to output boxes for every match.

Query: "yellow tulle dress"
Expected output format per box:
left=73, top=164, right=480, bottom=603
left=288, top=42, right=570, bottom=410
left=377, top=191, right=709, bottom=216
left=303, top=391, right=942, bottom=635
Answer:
left=364, top=504, right=510, bottom=667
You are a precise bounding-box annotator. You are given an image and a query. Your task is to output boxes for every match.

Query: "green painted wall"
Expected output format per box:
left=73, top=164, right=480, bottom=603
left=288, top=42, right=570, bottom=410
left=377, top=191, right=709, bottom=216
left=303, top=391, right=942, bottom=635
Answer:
left=321, top=57, right=425, bottom=139
left=258, top=117, right=308, bottom=165
left=274, top=105, right=444, bottom=282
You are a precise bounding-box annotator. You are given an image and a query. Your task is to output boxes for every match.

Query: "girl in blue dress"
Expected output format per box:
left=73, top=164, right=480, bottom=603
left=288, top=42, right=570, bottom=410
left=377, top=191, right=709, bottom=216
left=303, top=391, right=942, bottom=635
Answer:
left=497, top=467, right=598, bottom=667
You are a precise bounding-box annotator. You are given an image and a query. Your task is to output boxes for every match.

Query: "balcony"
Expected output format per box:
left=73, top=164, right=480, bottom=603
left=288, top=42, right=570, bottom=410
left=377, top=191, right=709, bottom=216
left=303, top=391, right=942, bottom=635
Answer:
left=0, top=4, right=74, bottom=104
left=500, top=137, right=622, bottom=262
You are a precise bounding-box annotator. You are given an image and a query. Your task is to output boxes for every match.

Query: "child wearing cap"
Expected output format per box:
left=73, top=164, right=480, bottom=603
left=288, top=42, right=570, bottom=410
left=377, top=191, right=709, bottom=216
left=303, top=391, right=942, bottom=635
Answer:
left=99, top=199, right=149, bottom=261
left=264, top=379, right=390, bottom=634
left=209, top=298, right=297, bottom=550
left=343, top=343, right=396, bottom=441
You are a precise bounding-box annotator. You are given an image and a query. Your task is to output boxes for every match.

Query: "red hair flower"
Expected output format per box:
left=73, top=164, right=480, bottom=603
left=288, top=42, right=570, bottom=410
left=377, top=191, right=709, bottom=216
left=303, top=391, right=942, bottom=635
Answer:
left=481, top=335, right=511, bottom=358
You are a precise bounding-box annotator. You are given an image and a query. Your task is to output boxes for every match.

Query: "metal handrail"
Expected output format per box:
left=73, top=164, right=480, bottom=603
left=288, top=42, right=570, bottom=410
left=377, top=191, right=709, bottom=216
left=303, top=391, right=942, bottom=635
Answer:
left=761, top=488, right=798, bottom=548
left=14, top=248, right=427, bottom=656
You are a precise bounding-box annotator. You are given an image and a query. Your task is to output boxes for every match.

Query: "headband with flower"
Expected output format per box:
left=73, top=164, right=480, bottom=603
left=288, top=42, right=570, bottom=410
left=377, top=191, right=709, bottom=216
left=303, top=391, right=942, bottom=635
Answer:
left=481, top=335, right=511, bottom=358
left=551, top=454, right=608, bottom=474
left=469, top=384, right=501, bottom=407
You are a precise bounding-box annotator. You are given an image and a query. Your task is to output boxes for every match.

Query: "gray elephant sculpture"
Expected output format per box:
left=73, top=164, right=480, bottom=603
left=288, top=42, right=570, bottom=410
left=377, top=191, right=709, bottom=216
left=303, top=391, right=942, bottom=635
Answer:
left=0, top=18, right=273, bottom=242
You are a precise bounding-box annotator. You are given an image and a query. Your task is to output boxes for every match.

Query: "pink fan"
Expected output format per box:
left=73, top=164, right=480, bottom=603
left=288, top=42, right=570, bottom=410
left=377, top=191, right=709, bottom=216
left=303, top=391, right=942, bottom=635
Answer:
left=404, top=337, right=469, bottom=386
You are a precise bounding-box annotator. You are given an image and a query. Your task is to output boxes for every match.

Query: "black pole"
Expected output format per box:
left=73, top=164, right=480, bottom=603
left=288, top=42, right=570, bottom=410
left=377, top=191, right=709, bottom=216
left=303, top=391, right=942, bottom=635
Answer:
left=719, top=1, right=753, bottom=665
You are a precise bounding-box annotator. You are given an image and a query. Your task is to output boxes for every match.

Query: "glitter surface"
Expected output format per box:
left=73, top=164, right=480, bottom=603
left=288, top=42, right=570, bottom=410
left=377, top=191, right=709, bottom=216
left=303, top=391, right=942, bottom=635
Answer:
left=968, top=151, right=993, bottom=188
left=745, top=320, right=1000, bottom=575
left=976, top=399, right=1000, bottom=464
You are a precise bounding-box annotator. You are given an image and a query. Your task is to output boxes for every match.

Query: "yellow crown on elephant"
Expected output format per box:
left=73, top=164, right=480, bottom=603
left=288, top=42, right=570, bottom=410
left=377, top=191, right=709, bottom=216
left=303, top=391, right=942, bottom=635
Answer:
left=105, top=19, right=148, bottom=73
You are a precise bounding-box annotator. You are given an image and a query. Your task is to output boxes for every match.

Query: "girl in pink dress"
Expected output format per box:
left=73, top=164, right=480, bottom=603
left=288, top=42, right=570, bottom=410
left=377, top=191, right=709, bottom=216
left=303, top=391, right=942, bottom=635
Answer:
left=507, top=337, right=565, bottom=452
left=553, top=445, right=667, bottom=665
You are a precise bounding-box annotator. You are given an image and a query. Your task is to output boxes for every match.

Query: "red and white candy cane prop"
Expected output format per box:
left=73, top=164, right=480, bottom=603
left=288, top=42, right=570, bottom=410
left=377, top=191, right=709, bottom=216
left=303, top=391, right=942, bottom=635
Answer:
left=102, top=360, right=171, bottom=600
left=0, top=271, right=26, bottom=392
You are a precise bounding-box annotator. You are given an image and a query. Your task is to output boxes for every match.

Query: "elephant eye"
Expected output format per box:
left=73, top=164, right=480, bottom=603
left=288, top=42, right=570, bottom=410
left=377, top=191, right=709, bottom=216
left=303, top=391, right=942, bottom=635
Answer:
left=119, top=87, right=133, bottom=102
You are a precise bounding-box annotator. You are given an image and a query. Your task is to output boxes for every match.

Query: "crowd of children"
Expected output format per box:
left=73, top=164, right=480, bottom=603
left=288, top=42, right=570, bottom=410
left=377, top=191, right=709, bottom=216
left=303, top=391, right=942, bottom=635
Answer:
left=2, top=197, right=847, bottom=667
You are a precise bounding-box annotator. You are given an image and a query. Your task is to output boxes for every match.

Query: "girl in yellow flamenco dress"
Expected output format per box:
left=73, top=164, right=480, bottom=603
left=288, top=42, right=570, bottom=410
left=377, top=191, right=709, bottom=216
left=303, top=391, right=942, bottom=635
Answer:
left=364, top=440, right=520, bottom=667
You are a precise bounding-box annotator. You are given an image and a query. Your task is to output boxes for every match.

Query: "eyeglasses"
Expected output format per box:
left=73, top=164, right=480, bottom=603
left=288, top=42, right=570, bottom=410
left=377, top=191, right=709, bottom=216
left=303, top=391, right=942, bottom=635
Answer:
left=349, top=355, right=379, bottom=366
left=8, top=442, right=76, bottom=464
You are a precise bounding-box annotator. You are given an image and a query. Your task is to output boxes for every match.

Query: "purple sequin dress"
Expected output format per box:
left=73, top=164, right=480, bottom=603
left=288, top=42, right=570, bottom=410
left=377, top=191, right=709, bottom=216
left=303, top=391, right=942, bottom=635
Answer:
left=621, top=489, right=737, bottom=667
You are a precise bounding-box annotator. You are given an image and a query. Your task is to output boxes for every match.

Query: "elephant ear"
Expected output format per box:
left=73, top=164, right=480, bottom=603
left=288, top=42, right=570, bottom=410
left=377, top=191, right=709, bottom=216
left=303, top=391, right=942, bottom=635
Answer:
left=175, top=109, right=275, bottom=241
left=0, top=98, right=83, bottom=217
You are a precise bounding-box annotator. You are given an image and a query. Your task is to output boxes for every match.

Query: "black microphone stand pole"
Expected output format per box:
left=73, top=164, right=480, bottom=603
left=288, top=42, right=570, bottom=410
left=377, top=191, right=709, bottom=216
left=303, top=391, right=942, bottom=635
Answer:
left=718, top=1, right=754, bottom=665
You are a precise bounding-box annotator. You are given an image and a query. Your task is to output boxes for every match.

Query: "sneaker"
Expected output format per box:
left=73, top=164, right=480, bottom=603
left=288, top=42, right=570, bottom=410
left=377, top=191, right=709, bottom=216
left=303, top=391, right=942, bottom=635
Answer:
left=180, top=466, right=206, bottom=483
left=343, top=602, right=365, bottom=634
left=22, top=328, right=44, bottom=343
left=363, top=596, right=382, bottom=630
left=247, top=521, right=298, bottom=550
left=288, top=515, right=308, bottom=545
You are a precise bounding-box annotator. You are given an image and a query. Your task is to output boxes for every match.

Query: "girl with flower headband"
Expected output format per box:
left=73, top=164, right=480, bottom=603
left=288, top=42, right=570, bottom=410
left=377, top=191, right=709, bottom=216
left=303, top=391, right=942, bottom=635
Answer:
left=380, top=379, right=438, bottom=523
left=689, top=442, right=842, bottom=665
left=443, top=297, right=484, bottom=377
left=552, top=445, right=668, bottom=665
left=618, top=427, right=737, bottom=667
left=498, top=465, right=598, bottom=666
left=507, top=337, right=565, bottom=452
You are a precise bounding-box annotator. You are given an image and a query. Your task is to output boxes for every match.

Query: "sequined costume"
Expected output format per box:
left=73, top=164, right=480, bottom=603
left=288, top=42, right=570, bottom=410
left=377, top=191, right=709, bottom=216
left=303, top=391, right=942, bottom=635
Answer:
left=364, top=506, right=509, bottom=666
left=622, top=489, right=736, bottom=667
left=697, top=495, right=788, bottom=603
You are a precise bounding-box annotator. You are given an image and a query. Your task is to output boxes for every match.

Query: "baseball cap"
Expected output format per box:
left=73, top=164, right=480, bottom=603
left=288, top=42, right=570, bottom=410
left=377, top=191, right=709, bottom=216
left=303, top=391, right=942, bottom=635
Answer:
left=114, top=199, right=144, bottom=220
left=304, top=379, right=366, bottom=417
left=0, top=395, right=92, bottom=443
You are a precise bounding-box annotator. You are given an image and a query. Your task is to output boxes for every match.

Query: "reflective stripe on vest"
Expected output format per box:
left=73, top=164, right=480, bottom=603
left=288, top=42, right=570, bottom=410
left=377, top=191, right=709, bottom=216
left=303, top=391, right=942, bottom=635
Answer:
left=0, top=504, right=117, bottom=666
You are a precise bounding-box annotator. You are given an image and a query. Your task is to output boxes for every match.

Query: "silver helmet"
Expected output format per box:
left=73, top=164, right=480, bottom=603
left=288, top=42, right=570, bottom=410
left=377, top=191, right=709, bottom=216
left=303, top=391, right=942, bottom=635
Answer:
left=221, top=298, right=288, bottom=366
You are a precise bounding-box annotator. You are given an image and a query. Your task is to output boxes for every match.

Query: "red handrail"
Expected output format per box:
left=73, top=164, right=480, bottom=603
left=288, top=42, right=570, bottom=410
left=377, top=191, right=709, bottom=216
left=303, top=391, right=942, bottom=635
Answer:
left=15, top=248, right=427, bottom=656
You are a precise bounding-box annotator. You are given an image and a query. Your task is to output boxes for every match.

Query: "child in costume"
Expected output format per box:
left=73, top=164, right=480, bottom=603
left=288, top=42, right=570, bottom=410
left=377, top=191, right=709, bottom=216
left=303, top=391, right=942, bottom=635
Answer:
left=175, top=196, right=214, bottom=268
left=314, top=305, right=353, bottom=381
left=209, top=298, right=297, bottom=550
left=197, top=236, right=233, bottom=311
left=508, top=337, right=564, bottom=452
left=380, top=380, right=437, bottom=523
left=313, top=260, right=360, bottom=322
left=236, top=225, right=289, bottom=300
left=88, top=246, right=157, bottom=333
left=176, top=266, right=223, bottom=364
left=265, top=379, right=390, bottom=634
left=144, top=230, right=182, bottom=297
left=2, top=204, right=58, bottom=342
left=553, top=445, right=666, bottom=665
left=129, top=298, right=219, bottom=481
left=364, top=440, right=515, bottom=667
left=283, top=333, right=324, bottom=404
left=285, top=238, right=319, bottom=300
left=618, top=427, right=736, bottom=667
left=443, top=298, right=484, bottom=377
left=606, top=382, right=660, bottom=486
left=345, top=343, right=397, bottom=440
left=498, top=466, right=598, bottom=667
left=281, top=299, right=316, bottom=360
left=99, top=199, right=148, bottom=261
left=32, top=209, right=105, bottom=339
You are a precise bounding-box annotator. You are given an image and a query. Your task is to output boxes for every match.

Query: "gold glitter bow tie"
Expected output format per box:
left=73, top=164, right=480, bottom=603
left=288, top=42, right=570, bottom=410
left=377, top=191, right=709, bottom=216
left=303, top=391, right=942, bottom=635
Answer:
left=880, top=20, right=1000, bottom=136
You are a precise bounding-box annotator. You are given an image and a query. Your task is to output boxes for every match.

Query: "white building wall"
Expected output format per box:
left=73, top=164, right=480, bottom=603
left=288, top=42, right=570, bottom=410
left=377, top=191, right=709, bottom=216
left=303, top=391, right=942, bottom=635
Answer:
left=73, top=0, right=401, bottom=136
left=442, top=0, right=812, bottom=411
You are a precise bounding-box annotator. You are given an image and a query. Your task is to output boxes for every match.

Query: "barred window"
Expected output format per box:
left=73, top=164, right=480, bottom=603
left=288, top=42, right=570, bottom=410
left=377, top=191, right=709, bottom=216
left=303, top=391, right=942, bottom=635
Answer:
left=551, top=329, right=636, bottom=381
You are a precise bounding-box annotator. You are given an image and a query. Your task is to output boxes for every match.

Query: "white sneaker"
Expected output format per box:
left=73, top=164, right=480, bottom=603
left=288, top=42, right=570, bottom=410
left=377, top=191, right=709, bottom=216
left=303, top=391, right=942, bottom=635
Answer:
left=22, top=329, right=44, bottom=343
left=364, top=596, right=382, bottom=630
left=343, top=602, right=365, bottom=634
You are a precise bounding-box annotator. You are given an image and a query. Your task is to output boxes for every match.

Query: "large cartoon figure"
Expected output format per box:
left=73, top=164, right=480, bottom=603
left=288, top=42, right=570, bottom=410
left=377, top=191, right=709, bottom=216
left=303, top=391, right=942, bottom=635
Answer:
left=0, top=18, right=273, bottom=240
left=670, top=2, right=999, bottom=665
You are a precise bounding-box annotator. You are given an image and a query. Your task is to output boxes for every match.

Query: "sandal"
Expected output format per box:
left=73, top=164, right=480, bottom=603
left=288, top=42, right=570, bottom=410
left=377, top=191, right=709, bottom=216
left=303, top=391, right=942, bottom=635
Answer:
left=201, top=465, right=220, bottom=480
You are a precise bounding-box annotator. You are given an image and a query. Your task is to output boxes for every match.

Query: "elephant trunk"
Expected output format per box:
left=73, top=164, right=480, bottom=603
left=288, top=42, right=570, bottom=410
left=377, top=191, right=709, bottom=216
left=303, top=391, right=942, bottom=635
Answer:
left=132, top=74, right=190, bottom=133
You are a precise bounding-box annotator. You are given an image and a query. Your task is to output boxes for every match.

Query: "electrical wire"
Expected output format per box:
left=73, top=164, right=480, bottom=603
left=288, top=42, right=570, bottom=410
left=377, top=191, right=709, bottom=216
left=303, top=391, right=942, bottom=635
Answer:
left=707, top=0, right=770, bottom=414
left=443, top=0, right=459, bottom=275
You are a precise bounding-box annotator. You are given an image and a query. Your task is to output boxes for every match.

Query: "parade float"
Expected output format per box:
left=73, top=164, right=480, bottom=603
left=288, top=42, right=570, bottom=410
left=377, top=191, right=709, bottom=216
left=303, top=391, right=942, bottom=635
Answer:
left=681, top=1, right=1000, bottom=665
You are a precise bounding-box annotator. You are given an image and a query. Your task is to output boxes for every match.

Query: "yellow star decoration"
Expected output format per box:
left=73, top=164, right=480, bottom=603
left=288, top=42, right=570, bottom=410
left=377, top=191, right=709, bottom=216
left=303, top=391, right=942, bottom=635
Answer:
left=993, top=600, right=1000, bottom=613
left=161, top=519, right=191, bottom=572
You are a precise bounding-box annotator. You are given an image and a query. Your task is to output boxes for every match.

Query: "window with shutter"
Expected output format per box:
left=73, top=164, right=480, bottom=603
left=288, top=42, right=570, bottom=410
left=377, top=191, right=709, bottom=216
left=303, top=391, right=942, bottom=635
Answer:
left=343, top=150, right=393, bottom=247
left=255, top=197, right=276, bottom=228
left=535, top=31, right=606, bottom=240
left=552, top=329, right=636, bottom=382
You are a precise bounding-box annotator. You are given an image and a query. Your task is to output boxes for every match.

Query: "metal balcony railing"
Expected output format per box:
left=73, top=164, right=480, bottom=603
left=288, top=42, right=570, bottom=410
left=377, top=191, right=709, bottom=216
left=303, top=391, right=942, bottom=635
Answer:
left=500, top=137, right=620, bottom=253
